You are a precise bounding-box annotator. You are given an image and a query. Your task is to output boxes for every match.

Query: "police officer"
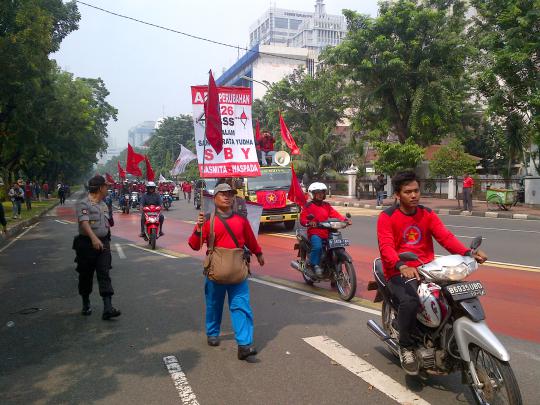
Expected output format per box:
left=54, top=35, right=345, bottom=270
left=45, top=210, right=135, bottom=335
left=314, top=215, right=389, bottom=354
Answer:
left=139, top=181, right=165, bottom=238
left=74, top=175, right=121, bottom=320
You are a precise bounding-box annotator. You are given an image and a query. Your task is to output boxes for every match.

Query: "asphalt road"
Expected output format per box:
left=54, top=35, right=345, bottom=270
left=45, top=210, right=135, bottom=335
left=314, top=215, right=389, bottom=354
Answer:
left=1, top=196, right=539, bottom=405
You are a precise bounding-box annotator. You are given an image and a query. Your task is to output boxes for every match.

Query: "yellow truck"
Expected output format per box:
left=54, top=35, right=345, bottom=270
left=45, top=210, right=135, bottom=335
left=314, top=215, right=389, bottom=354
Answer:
left=243, top=166, right=300, bottom=230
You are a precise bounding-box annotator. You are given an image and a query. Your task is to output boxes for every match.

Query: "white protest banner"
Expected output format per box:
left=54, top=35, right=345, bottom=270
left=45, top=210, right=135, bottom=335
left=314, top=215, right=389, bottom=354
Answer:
left=191, top=86, right=261, bottom=178
left=170, top=145, right=197, bottom=176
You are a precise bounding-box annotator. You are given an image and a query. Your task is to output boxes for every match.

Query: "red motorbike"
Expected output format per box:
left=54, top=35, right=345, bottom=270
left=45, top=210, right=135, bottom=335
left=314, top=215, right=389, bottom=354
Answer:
left=142, top=205, right=161, bottom=249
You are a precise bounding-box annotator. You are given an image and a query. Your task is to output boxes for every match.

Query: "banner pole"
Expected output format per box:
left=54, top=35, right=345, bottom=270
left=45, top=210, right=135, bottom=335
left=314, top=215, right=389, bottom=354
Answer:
left=199, top=133, right=207, bottom=250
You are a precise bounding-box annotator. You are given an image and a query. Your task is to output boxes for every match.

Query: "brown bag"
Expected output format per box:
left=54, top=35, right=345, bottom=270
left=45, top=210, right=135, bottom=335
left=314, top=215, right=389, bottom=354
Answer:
left=203, top=212, right=249, bottom=284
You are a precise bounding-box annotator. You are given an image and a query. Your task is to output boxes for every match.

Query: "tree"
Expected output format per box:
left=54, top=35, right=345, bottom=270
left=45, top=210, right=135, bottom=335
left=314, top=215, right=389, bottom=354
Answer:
left=429, top=139, right=477, bottom=178
left=374, top=140, right=425, bottom=176
left=257, top=67, right=350, bottom=179
left=325, top=0, right=475, bottom=145
left=471, top=0, right=540, bottom=175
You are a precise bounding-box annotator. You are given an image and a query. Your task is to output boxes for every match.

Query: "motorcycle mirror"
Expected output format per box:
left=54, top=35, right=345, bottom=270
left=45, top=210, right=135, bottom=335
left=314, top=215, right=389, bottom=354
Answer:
left=399, top=251, right=418, bottom=262
left=346, top=213, right=352, bottom=219
left=470, top=236, right=483, bottom=250
left=307, top=214, right=315, bottom=220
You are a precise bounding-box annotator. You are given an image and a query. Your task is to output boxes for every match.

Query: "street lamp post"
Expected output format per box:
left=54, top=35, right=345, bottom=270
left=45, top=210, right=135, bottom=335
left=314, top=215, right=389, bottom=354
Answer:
left=240, top=75, right=271, bottom=91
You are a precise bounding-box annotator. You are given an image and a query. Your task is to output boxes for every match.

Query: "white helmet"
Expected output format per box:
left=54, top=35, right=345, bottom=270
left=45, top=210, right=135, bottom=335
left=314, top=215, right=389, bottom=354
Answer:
left=308, top=182, right=328, bottom=199
left=146, top=181, right=156, bottom=188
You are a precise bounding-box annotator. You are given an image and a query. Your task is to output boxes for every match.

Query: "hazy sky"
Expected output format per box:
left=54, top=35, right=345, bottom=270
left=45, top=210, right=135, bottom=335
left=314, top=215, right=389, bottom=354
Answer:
left=53, top=0, right=379, bottom=150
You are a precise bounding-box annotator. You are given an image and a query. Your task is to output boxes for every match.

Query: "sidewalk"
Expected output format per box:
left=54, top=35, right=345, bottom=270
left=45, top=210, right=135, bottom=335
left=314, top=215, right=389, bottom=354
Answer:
left=1, top=198, right=61, bottom=241
left=327, top=195, right=540, bottom=221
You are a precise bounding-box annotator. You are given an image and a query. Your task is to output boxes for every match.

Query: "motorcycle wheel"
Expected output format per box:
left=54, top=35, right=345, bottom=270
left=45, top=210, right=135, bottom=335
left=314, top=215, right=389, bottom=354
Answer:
left=150, top=228, right=157, bottom=250
left=469, top=345, right=523, bottom=405
left=334, top=261, right=356, bottom=301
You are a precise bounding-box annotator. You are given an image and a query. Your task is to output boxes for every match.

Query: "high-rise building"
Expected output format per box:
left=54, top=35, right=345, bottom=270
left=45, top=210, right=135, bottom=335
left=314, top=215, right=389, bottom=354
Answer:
left=128, top=121, right=156, bottom=148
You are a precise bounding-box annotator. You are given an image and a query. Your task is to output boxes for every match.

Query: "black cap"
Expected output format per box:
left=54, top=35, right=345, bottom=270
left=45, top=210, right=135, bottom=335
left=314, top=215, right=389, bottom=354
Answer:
left=88, top=175, right=106, bottom=189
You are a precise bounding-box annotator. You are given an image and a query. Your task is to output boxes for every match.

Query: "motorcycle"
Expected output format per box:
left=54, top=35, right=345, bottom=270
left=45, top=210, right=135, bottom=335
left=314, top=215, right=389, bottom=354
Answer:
left=290, top=213, right=357, bottom=301
left=120, top=194, right=130, bottom=214
left=130, top=192, right=139, bottom=209
left=141, top=205, right=161, bottom=250
left=366, top=236, right=522, bottom=405
left=162, top=192, right=172, bottom=211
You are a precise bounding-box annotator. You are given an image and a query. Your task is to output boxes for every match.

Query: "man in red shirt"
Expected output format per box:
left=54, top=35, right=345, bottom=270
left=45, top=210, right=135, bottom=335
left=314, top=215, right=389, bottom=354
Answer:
left=189, top=183, right=265, bottom=360
left=300, top=182, right=351, bottom=277
left=184, top=181, right=193, bottom=203
left=463, top=173, right=474, bottom=212
left=377, top=171, right=487, bottom=374
left=259, top=132, right=276, bottom=166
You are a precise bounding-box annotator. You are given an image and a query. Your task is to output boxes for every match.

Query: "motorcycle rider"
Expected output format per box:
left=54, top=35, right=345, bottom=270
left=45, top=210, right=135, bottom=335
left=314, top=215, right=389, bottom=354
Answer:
left=300, top=182, right=351, bottom=277
left=377, top=170, right=487, bottom=375
left=139, top=181, right=165, bottom=238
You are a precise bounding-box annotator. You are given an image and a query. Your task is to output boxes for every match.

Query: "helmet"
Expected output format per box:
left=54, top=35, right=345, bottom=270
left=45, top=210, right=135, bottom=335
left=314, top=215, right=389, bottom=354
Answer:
left=146, top=181, right=156, bottom=188
left=308, top=182, right=328, bottom=199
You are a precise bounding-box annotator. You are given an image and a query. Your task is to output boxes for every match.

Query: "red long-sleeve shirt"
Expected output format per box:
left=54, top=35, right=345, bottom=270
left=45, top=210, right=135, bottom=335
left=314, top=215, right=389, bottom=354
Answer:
left=188, top=212, right=262, bottom=255
left=463, top=176, right=474, bottom=188
left=300, top=201, right=346, bottom=239
left=377, top=205, right=469, bottom=280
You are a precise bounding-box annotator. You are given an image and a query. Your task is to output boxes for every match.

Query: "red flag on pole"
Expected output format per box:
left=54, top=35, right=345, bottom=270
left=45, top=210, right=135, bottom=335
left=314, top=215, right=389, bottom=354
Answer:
left=204, top=70, right=223, bottom=155
left=144, top=156, right=155, bottom=181
left=105, top=173, right=115, bottom=184
left=279, top=113, right=300, bottom=155
left=117, top=161, right=126, bottom=179
left=126, top=143, right=145, bottom=177
left=288, top=164, right=307, bottom=208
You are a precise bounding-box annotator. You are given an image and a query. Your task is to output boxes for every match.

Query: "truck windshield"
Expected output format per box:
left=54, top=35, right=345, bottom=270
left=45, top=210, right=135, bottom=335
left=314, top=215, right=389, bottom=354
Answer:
left=248, top=169, right=291, bottom=191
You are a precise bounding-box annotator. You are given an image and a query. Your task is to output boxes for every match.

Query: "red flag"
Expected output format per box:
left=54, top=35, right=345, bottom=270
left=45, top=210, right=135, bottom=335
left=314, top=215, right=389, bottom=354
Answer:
left=255, top=190, right=287, bottom=209
left=126, top=143, right=145, bottom=177
left=279, top=113, right=300, bottom=155
left=117, top=161, right=126, bottom=179
left=255, top=120, right=261, bottom=145
left=288, top=164, right=307, bottom=208
left=144, top=155, right=155, bottom=181
left=105, top=173, right=115, bottom=184
left=204, top=70, right=223, bottom=154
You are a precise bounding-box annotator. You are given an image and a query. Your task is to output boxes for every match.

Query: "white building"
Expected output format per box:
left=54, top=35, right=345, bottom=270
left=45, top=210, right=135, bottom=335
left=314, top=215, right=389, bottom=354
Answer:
left=128, top=121, right=155, bottom=149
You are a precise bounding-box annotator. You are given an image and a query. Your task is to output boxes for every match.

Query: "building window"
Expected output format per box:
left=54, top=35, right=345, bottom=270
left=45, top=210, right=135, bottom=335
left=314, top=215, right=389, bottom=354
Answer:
left=289, top=19, right=302, bottom=30
left=274, top=17, right=288, bottom=29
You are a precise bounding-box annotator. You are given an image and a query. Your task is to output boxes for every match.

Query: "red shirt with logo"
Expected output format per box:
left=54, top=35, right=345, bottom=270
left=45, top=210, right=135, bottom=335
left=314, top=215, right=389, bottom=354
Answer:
left=377, top=205, right=469, bottom=280
left=300, top=201, right=346, bottom=239
left=463, top=176, right=474, bottom=188
left=260, top=136, right=275, bottom=152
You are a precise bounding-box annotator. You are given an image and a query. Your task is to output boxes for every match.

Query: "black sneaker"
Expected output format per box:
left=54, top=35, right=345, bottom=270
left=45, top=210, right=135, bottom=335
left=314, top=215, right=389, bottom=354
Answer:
left=102, top=307, right=121, bottom=320
left=159, top=231, right=164, bottom=237
left=81, top=306, right=92, bottom=316
left=207, top=336, right=220, bottom=347
left=399, top=347, right=419, bottom=375
left=237, top=345, right=257, bottom=360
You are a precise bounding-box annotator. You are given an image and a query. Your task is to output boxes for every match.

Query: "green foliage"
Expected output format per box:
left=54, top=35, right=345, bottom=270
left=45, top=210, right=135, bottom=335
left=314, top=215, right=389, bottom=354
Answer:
left=374, top=140, right=425, bottom=176
left=471, top=0, right=540, bottom=172
left=325, top=0, right=475, bottom=145
left=429, top=139, right=477, bottom=177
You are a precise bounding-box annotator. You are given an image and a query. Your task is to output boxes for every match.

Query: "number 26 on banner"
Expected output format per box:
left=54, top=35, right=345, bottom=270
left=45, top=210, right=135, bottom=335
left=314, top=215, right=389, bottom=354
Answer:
left=220, top=106, right=234, bottom=115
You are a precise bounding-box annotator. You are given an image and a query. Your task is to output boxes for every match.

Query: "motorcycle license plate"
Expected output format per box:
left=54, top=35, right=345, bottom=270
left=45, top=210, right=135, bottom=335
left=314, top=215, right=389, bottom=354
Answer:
left=328, top=238, right=350, bottom=248
left=445, top=281, right=485, bottom=300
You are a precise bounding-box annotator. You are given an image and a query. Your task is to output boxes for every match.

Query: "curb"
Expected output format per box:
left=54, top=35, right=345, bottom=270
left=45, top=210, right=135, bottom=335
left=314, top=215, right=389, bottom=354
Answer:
left=3, top=200, right=61, bottom=240
left=328, top=201, right=540, bottom=221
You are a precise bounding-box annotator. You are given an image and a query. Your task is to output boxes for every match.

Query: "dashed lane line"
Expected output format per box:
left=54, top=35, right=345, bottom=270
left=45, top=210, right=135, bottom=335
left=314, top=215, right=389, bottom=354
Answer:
left=163, top=356, right=200, bottom=405
left=126, top=243, right=189, bottom=259
left=115, top=243, right=126, bottom=259
left=54, top=219, right=70, bottom=225
left=0, top=222, right=40, bottom=254
left=303, top=336, right=431, bottom=405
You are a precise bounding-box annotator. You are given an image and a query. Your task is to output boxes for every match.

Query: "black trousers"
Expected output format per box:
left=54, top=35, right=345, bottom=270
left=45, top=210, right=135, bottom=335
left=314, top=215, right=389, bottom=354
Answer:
left=74, top=235, right=114, bottom=297
left=387, top=275, right=419, bottom=347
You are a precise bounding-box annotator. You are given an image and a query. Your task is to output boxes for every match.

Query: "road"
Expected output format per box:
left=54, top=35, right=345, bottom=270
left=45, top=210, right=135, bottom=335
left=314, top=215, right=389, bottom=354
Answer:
left=1, top=196, right=539, bottom=405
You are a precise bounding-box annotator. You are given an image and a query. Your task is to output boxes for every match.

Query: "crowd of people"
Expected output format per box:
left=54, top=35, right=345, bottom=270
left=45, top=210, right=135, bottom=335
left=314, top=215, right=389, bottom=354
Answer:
left=5, top=179, right=69, bottom=220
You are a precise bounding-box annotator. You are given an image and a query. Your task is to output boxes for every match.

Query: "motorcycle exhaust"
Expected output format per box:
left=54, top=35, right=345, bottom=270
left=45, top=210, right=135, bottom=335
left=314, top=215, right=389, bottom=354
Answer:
left=367, top=319, right=400, bottom=355
left=290, top=260, right=301, bottom=272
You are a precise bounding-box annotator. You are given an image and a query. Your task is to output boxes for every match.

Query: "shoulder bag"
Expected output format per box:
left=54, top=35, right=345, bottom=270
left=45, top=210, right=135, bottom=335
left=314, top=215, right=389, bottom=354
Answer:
left=203, top=212, right=249, bottom=284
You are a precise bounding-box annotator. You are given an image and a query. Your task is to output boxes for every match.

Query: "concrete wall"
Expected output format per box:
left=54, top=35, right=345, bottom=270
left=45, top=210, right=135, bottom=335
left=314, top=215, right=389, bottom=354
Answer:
left=525, top=177, right=540, bottom=205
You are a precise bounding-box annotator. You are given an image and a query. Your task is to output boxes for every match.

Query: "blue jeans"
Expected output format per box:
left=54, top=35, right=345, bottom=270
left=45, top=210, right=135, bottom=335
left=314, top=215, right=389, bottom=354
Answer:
left=309, top=235, right=324, bottom=266
left=205, top=278, right=253, bottom=346
left=376, top=191, right=385, bottom=206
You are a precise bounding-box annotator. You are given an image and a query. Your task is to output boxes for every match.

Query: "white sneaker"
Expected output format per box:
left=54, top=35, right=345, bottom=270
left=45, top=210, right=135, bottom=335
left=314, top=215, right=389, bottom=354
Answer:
left=399, top=347, right=419, bottom=375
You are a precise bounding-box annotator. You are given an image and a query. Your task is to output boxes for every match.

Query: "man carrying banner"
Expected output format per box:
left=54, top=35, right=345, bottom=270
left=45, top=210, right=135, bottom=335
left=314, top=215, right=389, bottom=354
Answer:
left=188, top=183, right=264, bottom=361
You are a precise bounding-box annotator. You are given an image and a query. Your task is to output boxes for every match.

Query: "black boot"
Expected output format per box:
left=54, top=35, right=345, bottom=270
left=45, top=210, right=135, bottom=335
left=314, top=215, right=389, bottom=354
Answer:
left=237, top=345, right=257, bottom=360
left=81, top=295, right=92, bottom=316
left=102, top=296, right=121, bottom=320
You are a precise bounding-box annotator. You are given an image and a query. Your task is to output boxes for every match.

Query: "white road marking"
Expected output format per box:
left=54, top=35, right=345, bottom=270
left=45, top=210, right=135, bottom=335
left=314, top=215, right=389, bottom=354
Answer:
left=126, top=243, right=178, bottom=258
left=251, top=278, right=380, bottom=315
left=115, top=243, right=126, bottom=259
left=0, top=222, right=40, bottom=254
left=511, top=348, right=540, bottom=363
left=446, top=224, right=540, bottom=235
left=163, top=356, right=200, bottom=405
left=303, top=336, right=431, bottom=405
left=54, top=219, right=70, bottom=225
left=455, top=235, right=487, bottom=240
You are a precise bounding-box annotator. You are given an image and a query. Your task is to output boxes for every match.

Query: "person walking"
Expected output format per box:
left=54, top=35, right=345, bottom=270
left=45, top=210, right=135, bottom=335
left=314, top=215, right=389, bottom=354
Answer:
left=374, top=174, right=387, bottom=207
left=188, top=183, right=265, bottom=361
left=42, top=182, right=49, bottom=200
left=34, top=182, right=41, bottom=201
left=0, top=202, right=7, bottom=235
left=8, top=183, right=24, bottom=219
left=73, top=175, right=121, bottom=319
left=24, top=180, right=32, bottom=210
left=462, top=173, right=474, bottom=212
left=58, top=183, right=66, bottom=205
left=184, top=181, right=193, bottom=203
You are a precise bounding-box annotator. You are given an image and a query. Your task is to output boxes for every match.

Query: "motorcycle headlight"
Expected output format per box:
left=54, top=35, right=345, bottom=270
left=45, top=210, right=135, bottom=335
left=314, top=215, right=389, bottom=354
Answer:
left=289, top=205, right=299, bottom=213
left=439, top=263, right=473, bottom=281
